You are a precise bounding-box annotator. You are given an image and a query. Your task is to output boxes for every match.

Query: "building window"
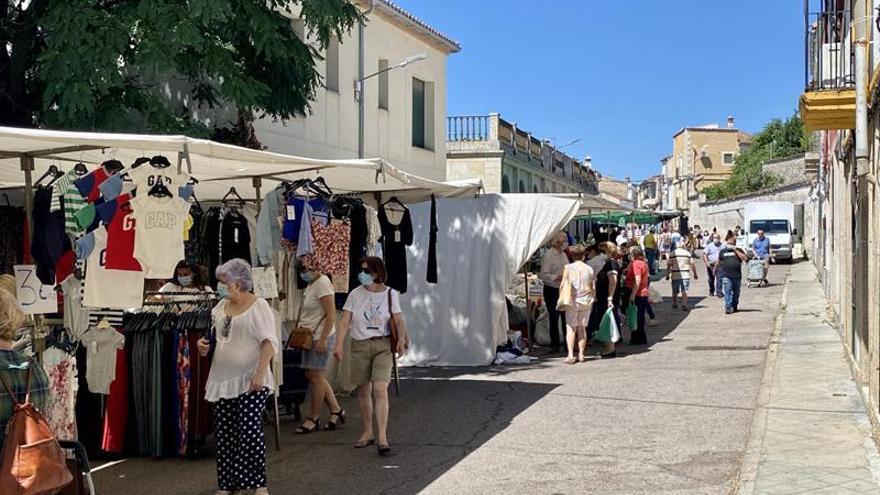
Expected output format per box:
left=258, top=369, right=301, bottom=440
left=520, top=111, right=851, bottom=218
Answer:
left=325, top=38, right=339, bottom=93
left=378, top=59, right=389, bottom=110
left=519, top=180, right=525, bottom=193
left=722, top=152, right=735, bottom=166
left=502, top=176, right=511, bottom=193
left=540, top=178, right=546, bottom=193
left=411, top=78, right=434, bottom=149
left=533, top=184, right=539, bottom=193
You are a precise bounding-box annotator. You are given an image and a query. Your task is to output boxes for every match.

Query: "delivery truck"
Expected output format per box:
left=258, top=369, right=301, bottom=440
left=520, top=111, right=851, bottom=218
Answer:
left=744, top=202, right=802, bottom=261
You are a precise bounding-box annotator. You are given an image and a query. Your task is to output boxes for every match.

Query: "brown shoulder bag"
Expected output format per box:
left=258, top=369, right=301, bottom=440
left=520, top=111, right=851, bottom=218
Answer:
left=0, top=365, right=72, bottom=495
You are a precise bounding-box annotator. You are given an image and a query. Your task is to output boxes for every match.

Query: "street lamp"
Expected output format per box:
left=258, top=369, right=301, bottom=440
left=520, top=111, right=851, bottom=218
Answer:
left=356, top=52, right=427, bottom=159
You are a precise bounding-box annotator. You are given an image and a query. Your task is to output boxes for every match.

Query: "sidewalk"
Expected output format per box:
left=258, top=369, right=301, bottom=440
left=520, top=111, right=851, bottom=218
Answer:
left=739, top=262, right=880, bottom=494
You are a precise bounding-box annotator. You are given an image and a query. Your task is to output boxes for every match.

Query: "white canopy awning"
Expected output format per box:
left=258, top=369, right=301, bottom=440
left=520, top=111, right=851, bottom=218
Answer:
left=0, top=126, right=482, bottom=201
left=546, top=193, right=632, bottom=216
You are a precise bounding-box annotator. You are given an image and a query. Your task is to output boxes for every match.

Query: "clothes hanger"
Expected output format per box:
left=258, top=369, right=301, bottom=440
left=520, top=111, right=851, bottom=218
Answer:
left=150, top=155, right=172, bottom=169
left=381, top=195, right=408, bottom=213
left=222, top=187, right=245, bottom=207
left=35, top=165, right=64, bottom=187
left=148, top=182, right=173, bottom=198
left=131, top=156, right=151, bottom=169
left=73, top=162, right=89, bottom=176
left=102, top=159, right=124, bottom=174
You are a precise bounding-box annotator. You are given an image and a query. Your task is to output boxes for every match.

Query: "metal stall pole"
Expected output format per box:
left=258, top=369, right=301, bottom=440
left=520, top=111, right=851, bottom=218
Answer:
left=20, top=155, right=44, bottom=361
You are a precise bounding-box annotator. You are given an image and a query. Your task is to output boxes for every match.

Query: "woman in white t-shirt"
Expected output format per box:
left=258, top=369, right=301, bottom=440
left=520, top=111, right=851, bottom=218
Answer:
left=292, top=262, right=345, bottom=434
left=334, top=257, right=409, bottom=457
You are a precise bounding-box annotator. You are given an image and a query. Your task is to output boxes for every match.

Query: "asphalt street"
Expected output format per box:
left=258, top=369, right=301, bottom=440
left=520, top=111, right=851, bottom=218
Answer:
left=93, top=260, right=788, bottom=494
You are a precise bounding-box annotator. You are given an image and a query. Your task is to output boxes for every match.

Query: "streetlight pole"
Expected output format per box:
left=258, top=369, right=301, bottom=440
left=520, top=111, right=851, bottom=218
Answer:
left=355, top=53, right=427, bottom=158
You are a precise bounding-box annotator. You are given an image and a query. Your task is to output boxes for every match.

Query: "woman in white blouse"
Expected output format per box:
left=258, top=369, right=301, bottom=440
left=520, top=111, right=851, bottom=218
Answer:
left=197, top=259, right=277, bottom=495
left=334, top=257, right=409, bottom=457
left=293, top=261, right=345, bottom=434
left=561, top=245, right=596, bottom=364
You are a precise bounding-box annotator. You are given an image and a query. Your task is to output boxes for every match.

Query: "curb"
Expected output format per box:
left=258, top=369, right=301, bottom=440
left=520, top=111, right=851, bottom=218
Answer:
left=731, top=268, right=791, bottom=495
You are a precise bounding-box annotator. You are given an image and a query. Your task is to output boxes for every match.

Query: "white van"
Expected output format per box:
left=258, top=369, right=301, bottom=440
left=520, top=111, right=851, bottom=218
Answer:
left=744, top=202, right=801, bottom=261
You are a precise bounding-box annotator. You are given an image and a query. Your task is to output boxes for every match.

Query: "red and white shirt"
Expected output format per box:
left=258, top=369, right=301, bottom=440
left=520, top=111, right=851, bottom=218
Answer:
left=96, top=193, right=141, bottom=272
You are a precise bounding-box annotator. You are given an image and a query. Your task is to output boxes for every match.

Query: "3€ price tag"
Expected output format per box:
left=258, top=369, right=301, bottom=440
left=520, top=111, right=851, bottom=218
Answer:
left=13, top=265, right=57, bottom=315
left=286, top=205, right=296, bottom=221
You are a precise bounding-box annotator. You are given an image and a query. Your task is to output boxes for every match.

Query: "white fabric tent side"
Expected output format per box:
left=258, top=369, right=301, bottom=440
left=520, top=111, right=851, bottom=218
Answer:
left=398, top=194, right=580, bottom=367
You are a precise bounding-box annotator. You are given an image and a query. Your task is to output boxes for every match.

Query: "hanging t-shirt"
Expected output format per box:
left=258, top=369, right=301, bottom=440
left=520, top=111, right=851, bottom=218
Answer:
left=96, top=194, right=141, bottom=272
left=60, top=277, right=90, bottom=341
left=131, top=195, right=191, bottom=279
left=378, top=204, right=413, bottom=294
left=219, top=209, right=251, bottom=264
left=80, top=327, right=125, bottom=395
left=342, top=286, right=401, bottom=341
left=74, top=168, right=110, bottom=203
left=128, top=164, right=191, bottom=192
left=98, top=173, right=136, bottom=202
left=78, top=228, right=145, bottom=309
left=282, top=196, right=326, bottom=242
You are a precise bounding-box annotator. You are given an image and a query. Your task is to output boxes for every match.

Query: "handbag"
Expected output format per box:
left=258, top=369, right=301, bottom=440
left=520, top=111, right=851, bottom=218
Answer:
left=556, top=270, right=573, bottom=311
left=0, top=365, right=73, bottom=495
left=286, top=300, right=325, bottom=352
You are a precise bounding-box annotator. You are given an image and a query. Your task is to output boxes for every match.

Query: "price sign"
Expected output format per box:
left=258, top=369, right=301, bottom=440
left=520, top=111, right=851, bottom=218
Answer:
left=13, top=265, right=58, bottom=315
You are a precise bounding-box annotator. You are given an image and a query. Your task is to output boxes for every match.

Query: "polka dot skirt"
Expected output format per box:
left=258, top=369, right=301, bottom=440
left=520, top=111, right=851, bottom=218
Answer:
left=214, top=388, right=270, bottom=491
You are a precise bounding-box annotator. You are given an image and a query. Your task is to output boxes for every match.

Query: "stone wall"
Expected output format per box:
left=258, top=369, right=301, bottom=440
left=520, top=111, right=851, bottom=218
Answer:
left=761, top=153, right=818, bottom=185
left=686, top=182, right=818, bottom=259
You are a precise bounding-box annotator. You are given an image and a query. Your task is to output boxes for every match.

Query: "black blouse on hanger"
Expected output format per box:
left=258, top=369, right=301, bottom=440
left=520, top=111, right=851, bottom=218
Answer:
left=378, top=202, right=413, bottom=294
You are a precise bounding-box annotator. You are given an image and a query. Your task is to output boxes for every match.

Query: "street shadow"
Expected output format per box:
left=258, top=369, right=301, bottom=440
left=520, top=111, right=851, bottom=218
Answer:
left=613, top=296, right=707, bottom=358
left=91, top=378, right=559, bottom=495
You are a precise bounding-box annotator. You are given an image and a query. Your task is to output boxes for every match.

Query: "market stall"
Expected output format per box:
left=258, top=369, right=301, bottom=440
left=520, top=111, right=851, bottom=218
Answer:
left=0, top=126, right=482, bottom=459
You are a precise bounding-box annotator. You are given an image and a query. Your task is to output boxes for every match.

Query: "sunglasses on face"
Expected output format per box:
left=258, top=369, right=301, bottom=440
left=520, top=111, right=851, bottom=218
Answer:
left=219, top=316, right=232, bottom=338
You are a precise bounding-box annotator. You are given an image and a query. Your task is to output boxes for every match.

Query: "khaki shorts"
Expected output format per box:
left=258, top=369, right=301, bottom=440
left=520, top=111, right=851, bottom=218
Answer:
left=350, top=337, right=393, bottom=386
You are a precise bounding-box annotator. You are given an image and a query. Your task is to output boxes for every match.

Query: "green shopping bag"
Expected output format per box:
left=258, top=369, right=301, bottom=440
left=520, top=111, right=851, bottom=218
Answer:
left=626, top=302, right=637, bottom=327
left=595, top=308, right=620, bottom=343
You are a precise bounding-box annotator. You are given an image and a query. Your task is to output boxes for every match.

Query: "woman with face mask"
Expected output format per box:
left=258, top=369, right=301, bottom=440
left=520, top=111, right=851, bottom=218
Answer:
left=292, top=261, right=345, bottom=434
left=197, top=258, right=278, bottom=495
left=334, top=256, right=409, bottom=457
left=161, top=261, right=212, bottom=295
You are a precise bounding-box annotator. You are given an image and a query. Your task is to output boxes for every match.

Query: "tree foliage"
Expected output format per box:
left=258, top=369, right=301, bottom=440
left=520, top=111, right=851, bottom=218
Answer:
left=703, top=114, right=809, bottom=201
left=0, top=0, right=362, bottom=145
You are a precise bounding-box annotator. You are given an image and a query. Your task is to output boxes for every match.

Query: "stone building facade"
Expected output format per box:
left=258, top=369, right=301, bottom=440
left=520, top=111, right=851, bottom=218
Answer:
left=446, top=113, right=598, bottom=195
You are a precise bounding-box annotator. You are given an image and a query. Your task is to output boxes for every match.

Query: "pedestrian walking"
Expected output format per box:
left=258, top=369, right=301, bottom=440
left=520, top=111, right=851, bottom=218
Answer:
left=539, top=232, right=569, bottom=353
left=334, top=257, right=409, bottom=457
left=628, top=248, right=652, bottom=345
left=702, top=233, right=724, bottom=297
left=292, top=262, right=346, bottom=434
left=719, top=234, right=748, bottom=314
left=643, top=228, right=658, bottom=275
left=198, top=259, right=278, bottom=495
left=751, top=229, right=773, bottom=285
left=561, top=245, right=595, bottom=364
left=667, top=241, right=698, bottom=311
left=587, top=242, right=621, bottom=358
left=659, top=228, right=673, bottom=261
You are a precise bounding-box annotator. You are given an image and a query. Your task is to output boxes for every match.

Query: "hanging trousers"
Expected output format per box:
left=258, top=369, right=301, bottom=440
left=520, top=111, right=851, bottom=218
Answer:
left=214, top=387, right=270, bottom=491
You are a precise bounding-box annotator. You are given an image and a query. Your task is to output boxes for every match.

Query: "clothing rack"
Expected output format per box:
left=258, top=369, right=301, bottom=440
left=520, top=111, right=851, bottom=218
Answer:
left=141, top=290, right=282, bottom=451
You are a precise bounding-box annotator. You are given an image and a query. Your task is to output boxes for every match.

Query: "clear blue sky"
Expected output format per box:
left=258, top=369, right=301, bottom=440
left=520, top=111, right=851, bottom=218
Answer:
left=393, top=0, right=804, bottom=182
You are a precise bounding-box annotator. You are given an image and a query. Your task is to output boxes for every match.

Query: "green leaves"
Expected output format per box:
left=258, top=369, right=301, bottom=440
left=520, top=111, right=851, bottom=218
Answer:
left=703, top=114, right=807, bottom=201
left=2, top=0, right=363, bottom=145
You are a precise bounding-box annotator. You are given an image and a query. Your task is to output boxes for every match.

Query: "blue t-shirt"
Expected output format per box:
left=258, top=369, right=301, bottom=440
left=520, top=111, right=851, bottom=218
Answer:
left=282, top=197, right=326, bottom=242
left=752, top=237, right=771, bottom=258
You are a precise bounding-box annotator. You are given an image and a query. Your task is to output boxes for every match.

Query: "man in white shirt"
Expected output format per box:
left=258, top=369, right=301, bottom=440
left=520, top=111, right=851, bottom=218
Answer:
left=667, top=241, right=698, bottom=311
left=540, top=232, right=569, bottom=353
left=615, top=230, right=628, bottom=246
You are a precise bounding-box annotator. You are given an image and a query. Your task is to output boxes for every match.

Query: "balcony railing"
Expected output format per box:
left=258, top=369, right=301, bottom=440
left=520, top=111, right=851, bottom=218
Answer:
left=804, top=0, right=855, bottom=91
left=447, top=115, right=490, bottom=141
